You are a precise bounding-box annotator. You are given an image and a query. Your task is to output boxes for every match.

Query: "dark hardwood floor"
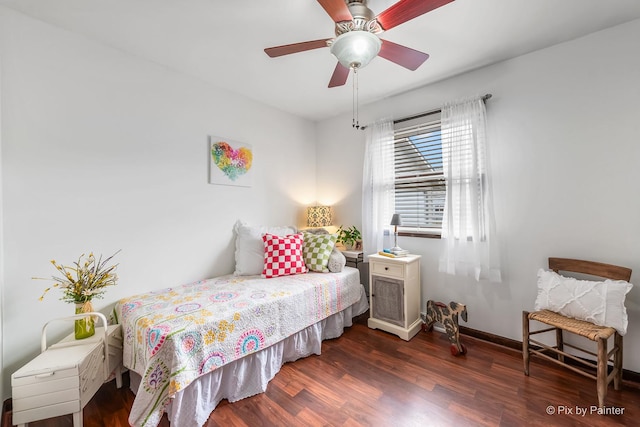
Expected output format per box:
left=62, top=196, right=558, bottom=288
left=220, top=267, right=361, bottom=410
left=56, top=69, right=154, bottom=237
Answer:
left=13, top=313, right=640, bottom=426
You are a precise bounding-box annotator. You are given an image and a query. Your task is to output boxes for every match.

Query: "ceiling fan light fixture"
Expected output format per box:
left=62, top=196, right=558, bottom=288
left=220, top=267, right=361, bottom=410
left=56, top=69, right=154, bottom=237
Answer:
left=330, top=30, right=381, bottom=69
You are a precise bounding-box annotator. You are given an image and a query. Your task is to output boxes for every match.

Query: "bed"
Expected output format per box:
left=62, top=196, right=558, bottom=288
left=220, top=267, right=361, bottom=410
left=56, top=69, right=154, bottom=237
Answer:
left=115, top=267, right=367, bottom=427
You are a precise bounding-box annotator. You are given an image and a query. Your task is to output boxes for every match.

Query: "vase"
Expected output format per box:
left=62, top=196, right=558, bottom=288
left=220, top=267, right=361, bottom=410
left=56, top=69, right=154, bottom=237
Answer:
left=75, top=302, right=95, bottom=339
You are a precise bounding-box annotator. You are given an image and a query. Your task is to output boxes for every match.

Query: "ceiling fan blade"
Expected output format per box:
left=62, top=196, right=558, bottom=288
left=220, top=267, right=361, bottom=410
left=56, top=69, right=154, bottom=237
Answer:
left=379, top=39, right=429, bottom=71
left=264, top=39, right=330, bottom=58
left=317, top=0, right=353, bottom=23
left=376, top=0, right=454, bottom=31
left=328, top=62, right=350, bottom=88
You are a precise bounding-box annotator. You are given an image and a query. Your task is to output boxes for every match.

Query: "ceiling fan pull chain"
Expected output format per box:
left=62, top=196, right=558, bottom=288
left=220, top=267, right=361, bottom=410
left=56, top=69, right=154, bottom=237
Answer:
left=352, top=66, right=356, bottom=128
left=352, top=66, right=360, bottom=129
left=356, top=67, right=359, bottom=129
left=352, top=71, right=354, bottom=128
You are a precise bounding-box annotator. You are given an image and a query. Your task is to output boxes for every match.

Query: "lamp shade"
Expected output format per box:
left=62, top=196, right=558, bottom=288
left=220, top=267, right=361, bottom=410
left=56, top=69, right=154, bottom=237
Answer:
left=330, top=31, right=382, bottom=69
left=307, top=206, right=332, bottom=227
left=390, top=213, right=402, bottom=226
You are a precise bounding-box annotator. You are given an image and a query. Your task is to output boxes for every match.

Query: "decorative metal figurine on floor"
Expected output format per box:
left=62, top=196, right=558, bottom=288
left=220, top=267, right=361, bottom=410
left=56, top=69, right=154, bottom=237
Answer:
left=422, top=300, right=468, bottom=356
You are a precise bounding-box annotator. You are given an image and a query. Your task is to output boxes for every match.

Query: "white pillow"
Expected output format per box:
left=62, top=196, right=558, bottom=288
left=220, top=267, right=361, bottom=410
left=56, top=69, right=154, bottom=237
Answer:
left=233, top=220, right=297, bottom=276
left=327, top=247, right=346, bottom=273
left=534, top=269, right=633, bottom=335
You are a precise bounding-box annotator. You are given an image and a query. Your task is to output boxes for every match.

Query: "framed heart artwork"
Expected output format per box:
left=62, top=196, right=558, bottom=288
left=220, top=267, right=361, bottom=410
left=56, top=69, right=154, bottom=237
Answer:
left=208, top=136, right=254, bottom=187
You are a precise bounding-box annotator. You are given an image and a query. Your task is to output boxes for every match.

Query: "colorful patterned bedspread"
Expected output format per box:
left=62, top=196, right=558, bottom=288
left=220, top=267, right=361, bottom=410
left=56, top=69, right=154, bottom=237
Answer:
left=115, top=268, right=362, bottom=427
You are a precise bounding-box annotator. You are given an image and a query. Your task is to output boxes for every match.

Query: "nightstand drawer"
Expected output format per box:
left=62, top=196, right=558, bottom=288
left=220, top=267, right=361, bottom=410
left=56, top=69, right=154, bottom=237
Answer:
left=12, top=375, right=78, bottom=400
left=12, top=365, right=78, bottom=388
left=13, top=387, right=80, bottom=412
left=371, top=261, right=404, bottom=278
left=13, top=400, right=80, bottom=426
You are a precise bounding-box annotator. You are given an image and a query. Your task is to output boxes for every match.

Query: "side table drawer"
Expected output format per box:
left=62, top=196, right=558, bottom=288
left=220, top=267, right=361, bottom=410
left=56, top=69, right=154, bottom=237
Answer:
left=12, top=375, right=78, bottom=402
left=371, top=261, right=404, bottom=278
left=13, top=400, right=80, bottom=426
left=12, top=365, right=78, bottom=388
left=13, top=388, right=80, bottom=413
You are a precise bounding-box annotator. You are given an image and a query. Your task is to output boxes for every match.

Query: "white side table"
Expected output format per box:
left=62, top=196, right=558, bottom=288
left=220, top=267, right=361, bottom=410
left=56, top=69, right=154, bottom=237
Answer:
left=368, top=253, right=422, bottom=341
left=11, top=313, right=123, bottom=427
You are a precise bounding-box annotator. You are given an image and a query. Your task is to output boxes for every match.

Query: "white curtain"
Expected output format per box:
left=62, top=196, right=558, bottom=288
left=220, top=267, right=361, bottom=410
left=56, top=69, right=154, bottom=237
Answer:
left=362, top=119, right=394, bottom=257
left=439, top=96, right=501, bottom=282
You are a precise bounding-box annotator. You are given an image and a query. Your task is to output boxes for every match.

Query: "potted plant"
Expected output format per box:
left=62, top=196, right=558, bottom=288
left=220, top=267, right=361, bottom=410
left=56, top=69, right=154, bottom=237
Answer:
left=336, top=225, right=362, bottom=250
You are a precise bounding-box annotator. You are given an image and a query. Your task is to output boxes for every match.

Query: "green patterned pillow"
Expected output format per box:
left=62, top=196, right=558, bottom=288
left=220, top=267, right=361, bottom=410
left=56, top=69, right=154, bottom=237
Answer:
left=303, top=232, right=337, bottom=273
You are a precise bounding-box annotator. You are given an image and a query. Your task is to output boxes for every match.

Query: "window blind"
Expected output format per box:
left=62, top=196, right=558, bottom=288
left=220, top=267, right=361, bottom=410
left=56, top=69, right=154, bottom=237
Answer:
left=393, top=118, right=445, bottom=232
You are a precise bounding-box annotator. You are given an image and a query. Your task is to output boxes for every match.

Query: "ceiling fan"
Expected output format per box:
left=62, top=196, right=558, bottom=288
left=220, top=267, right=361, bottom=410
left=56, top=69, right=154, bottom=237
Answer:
left=264, top=0, right=455, bottom=88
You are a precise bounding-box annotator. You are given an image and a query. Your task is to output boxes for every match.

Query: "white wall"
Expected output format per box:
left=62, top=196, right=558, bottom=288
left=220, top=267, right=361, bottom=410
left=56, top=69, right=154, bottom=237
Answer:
left=317, top=19, right=640, bottom=372
left=0, top=7, right=317, bottom=397
left=0, top=32, right=4, bottom=402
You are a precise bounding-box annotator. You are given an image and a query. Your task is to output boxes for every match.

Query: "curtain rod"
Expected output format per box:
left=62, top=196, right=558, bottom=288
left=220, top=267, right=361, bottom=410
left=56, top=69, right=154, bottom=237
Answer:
left=360, top=93, right=493, bottom=130
left=394, top=93, right=493, bottom=124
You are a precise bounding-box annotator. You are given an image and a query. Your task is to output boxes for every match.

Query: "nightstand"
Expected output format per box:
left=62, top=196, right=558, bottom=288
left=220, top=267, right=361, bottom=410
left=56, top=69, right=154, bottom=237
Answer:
left=367, top=253, right=422, bottom=341
left=342, top=250, right=363, bottom=268
left=11, top=313, right=123, bottom=427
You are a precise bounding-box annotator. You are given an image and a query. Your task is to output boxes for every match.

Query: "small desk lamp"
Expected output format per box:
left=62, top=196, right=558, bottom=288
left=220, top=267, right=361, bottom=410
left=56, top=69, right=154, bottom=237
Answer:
left=390, top=213, right=403, bottom=252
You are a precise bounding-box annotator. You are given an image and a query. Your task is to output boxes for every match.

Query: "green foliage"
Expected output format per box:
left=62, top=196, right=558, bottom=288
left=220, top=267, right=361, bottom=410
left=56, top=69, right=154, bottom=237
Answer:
left=336, top=225, right=362, bottom=248
left=35, top=251, right=120, bottom=304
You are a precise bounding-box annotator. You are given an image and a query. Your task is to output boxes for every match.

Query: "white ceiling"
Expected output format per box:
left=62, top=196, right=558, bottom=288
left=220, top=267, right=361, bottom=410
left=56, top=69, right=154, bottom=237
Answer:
left=2, top=0, right=640, bottom=121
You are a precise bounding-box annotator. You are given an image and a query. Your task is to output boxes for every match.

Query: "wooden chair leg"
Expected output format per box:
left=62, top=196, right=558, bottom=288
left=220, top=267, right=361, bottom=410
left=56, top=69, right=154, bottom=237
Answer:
left=614, top=333, right=623, bottom=390
left=597, top=337, right=607, bottom=408
left=556, top=328, right=564, bottom=363
left=522, top=311, right=530, bottom=376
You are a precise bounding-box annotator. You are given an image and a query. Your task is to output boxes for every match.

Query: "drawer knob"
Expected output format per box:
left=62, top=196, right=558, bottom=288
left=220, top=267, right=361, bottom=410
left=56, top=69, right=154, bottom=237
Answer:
left=385, top=267, right=389, bottom=270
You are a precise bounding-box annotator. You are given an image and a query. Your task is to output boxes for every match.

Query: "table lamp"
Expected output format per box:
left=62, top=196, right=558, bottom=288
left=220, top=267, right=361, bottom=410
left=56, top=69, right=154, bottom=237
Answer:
left=307, top=206, right=332, bottom=228
left=390, top=213, right=403, bottom=252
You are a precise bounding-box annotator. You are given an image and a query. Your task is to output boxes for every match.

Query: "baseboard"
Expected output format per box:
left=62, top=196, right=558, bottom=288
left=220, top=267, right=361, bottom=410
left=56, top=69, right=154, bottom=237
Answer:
left=459, top=325, right=640, bottom=386
left=459, top=326, right=522, bottom=351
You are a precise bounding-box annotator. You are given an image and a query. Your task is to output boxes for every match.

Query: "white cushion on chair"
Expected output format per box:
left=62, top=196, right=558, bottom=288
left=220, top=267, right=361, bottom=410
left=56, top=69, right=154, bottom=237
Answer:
left=534, top=269, right=633, bottom=335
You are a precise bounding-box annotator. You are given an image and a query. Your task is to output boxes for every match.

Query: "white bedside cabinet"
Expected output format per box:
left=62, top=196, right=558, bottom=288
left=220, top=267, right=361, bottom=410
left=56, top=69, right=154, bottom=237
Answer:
left=11, top=313, right=123, bottom=427
left=368, top=253, right=422, bottom=341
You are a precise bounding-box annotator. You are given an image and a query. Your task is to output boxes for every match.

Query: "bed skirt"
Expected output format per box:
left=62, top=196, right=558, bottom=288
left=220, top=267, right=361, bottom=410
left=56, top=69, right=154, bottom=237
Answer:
left=129, top=284, right=368, bottom=427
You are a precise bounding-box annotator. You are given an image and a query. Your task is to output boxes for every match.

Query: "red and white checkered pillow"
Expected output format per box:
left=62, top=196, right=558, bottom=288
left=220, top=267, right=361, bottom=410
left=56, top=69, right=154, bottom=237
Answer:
left=262, top=233, right=307, bottom=278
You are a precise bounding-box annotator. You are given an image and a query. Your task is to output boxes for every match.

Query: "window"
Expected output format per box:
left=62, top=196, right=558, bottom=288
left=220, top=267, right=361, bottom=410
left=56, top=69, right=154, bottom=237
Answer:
left=393, top=114, right=444, bottom=236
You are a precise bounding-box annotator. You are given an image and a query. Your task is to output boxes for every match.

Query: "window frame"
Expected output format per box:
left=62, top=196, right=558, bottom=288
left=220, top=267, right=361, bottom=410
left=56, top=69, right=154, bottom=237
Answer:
left=393, top=112, right=444, bottom=239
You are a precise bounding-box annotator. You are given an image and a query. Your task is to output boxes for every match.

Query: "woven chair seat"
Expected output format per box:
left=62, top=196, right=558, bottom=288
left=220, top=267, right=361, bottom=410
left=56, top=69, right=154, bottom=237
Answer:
left=528, top=309, right=616, bottom=341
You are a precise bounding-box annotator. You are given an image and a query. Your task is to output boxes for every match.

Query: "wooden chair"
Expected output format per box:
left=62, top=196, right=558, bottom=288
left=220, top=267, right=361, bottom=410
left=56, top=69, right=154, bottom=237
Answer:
left=522, top=257, right=632, bottom=408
